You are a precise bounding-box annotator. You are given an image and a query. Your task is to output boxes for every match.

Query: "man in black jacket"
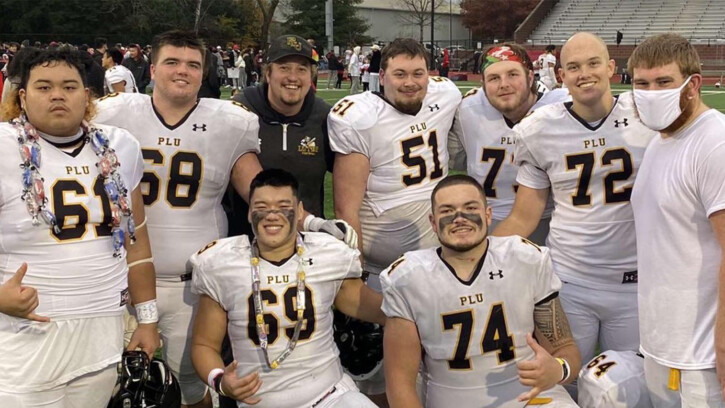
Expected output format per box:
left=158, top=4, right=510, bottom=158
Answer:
left=227, top=34, right=334, bottom=237
left=122, top=44, right=151, bottom=93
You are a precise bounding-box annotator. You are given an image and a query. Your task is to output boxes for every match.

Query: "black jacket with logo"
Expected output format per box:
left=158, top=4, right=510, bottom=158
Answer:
left=226, top=83, right=334, bottom=236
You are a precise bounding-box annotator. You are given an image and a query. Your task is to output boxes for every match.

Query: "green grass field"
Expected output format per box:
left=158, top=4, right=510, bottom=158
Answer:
left=219, top=80, right=725, bottom=218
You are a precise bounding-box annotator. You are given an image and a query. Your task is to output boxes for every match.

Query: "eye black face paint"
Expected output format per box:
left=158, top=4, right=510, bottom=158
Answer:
left=251, top=208, right=296, bottom=234
left=438, top=211, right=484, bottom=231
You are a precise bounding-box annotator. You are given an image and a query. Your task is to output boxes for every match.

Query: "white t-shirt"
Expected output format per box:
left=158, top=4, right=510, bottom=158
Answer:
left=449, top=87, right=569, bottom=220
left=632, top=109, right=725, bottom=369
left=578, top=350, right=651, bottom=408
left=514, top=93, right=656, bottom=290
left=95, top=93, right=260, bottom=279
left=190, top=233, right=362, bottom=408
left=328, top=76, right=461, bottom=216
left=381, top=236, right=561, bottom=408
left=104, top=64, right=138, bottom=94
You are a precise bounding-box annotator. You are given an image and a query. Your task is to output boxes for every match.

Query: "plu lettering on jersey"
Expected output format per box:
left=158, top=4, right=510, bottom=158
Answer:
left=267, top=275, right=290, bottom=285
left=583, top=138, right=606, bottom=149
left=157, top=137, right=181, bottom=147
left=410, top=122, right=427, bottom=133
left=65, top=166, right=90, bottom=175
left=500, top=136, right=515, bottom=145
left=459, top=292, right=484, bottom=306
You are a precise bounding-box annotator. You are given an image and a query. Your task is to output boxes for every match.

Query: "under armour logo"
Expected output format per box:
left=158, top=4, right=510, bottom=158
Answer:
left=192, top=123, right=207, bottom=132
left=614, top=118, right=628, bottom=127
left=428, top=104, right=440, bottom=112
left=304, top=258, right=314, bottom=266
left=489, top=270, right=503, bottom=280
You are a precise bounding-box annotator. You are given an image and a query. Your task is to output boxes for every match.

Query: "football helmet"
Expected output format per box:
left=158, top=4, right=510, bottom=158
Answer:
left=333, top=309, right=384, bottom=381
left=108, top=351, right=182, bottom=408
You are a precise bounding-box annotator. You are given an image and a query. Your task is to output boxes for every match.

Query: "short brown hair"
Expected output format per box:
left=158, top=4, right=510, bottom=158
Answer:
left=381, top=38, right=429, bottom=71
left=151, top=30, right=206, bottom=68
left=482, top=42, right=537, bottom=94
left=627, top=34, right=701, bottom=77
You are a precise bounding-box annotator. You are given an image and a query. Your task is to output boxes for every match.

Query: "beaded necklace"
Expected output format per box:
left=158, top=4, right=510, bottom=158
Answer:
left=13, top=114, right=136, bottom=257
left=250, top=235, right=307, bottom=369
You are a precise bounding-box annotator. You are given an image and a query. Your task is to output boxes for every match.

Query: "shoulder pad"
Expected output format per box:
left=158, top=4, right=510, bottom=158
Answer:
left=328, top=93, right=379, bottom=131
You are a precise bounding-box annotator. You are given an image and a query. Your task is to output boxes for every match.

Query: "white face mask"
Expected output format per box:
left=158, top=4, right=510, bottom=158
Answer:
left=633, top=75, right=692, bottom=131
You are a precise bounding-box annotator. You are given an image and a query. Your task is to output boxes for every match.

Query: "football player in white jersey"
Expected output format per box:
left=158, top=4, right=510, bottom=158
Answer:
left=190, top=169, right=385, bottom=408
left=578, top=350, right=652, bottom=408
left=382, top=175, right=580, bottom=408
left=0, top=49, right=158, bottom=407
left=94, top=30, right=261, bottom=408
left=329, top=38, right=461, bottom=401
left=537, top=45, right=558, bottom=90
left=492, top=32, right=657, bottom=383
left=449, top=43, right=569, bottom=245
left=629, top=34, right=725, bottom=407
left=102, top=47, right=138, bottom=94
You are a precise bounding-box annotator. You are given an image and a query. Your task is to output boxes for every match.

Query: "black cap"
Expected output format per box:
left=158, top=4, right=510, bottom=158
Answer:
left=266, top=35, right=316, bottom=64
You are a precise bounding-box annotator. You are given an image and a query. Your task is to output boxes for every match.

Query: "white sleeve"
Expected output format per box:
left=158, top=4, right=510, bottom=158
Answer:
left=230, top=112, right=261, bottom=166
left=698, top=142, right=725, bottom=217
left=380, top=263, right=415, bottom=321
left=327, top=113, right=370, bottom=157
left=105, top=69, right=125, bottom=86
left=448, top=108, right=467, bottom=171
left=190, top=250, right=223, bottom=305
left=514, top=127, right=551, bottom=189
left=533, top=246, right=562, bottom=304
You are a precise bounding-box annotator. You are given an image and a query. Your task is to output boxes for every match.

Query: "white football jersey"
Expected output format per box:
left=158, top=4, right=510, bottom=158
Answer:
left=381, top=236, right=561, bottom=408
left=328, top=76, right=462, bottom=216
left=537, top=54, right=556, bottom=79
left=450, top=88, right=569, bottom=220
left=95, top=93, right=260, bottom=279
left=578, top=350, right=652, bottom=408
left=190, top=232, right=363, bottom=408
left=0, top=123, right=143, bottom=319
left=514, top=93, right=656, bottom=289
left=104, top=64, right=138, bottom=94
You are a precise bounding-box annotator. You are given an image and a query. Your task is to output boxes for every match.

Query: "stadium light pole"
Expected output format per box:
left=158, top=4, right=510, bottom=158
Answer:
left=431, top=0, right=436, bottom=70
left=326, top=0, right=333, bottom=52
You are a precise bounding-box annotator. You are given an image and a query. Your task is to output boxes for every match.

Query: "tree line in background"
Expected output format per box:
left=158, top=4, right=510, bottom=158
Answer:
left=0, top=0, right=371, bottom=51
left=0, top=0, right=536, bottom=51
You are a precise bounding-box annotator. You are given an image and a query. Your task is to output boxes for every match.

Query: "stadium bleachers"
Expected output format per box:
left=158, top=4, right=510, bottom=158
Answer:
left=529, top=0, right=725, bottom=45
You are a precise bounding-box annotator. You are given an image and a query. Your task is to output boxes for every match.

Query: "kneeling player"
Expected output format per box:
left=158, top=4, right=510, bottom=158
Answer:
left=190, top=169, right=385, bottom=407
left=578, top=350, right=651, bottom=408
left=382, top=175, right=580, bottom=408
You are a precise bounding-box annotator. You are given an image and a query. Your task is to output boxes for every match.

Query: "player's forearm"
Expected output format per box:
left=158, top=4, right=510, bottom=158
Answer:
left=552, top=343, right=581, bottom=385
left=191, top=342, right=226, bottom=383
left=491, top=214, right=536, bottom=238
left=335, top=279, right=385, bottom=325
left=387, top=373, right=422, bottom=408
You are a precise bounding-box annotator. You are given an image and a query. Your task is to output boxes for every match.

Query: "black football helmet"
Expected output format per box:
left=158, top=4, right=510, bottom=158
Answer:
left=108, top=351, right=182, bottom=408
left=333, top=309, right=384, bottom=381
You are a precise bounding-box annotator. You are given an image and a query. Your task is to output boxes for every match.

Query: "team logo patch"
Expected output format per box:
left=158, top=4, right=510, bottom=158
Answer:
left=286, top=36, right=302, bottom=51
left=622, top=271, right=638, bottom=283
left=120, top=288, right=130, bottom=306
left=298, top=136, right=319, bottom=155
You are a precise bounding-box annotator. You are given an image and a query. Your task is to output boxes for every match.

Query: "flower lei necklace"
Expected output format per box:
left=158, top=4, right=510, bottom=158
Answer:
left=13, top=113, right=136, bottom=257
left=251, top=234, right=307, bottom=369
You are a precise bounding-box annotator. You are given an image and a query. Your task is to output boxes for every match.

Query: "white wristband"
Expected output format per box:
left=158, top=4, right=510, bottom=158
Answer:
left=135, top=299, right=159, bottom=324
left=207, top=368, right=224, bottom=390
